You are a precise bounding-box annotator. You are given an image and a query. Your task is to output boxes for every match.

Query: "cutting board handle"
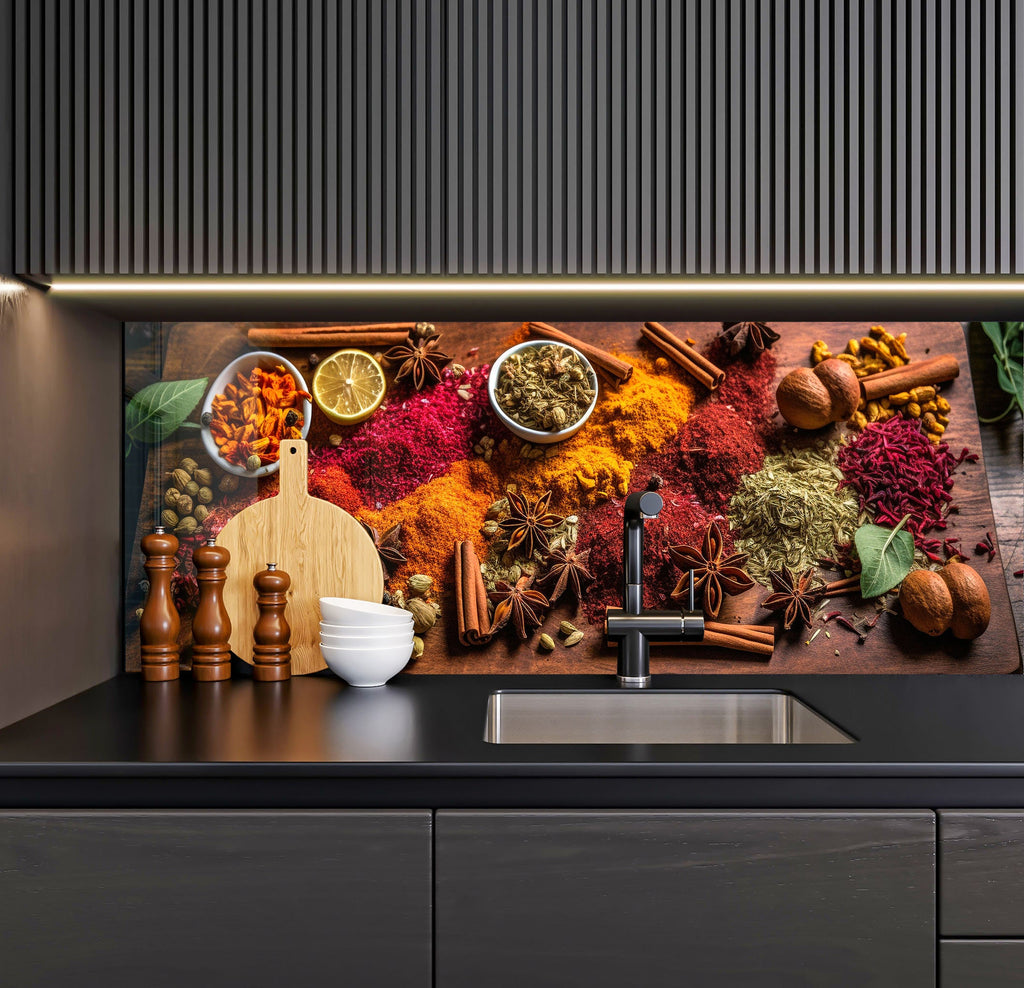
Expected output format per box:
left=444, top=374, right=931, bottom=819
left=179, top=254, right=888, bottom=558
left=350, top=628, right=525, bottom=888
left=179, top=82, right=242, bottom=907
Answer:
left=279, top=439, right=309, bottom=503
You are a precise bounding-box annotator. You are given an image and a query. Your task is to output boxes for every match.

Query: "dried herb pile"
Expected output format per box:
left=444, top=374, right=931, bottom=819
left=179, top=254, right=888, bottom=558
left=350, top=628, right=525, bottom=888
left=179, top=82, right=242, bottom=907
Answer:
left=494, top=344, right=596, bottom=431
left=728, top=441, right=861, bottom=585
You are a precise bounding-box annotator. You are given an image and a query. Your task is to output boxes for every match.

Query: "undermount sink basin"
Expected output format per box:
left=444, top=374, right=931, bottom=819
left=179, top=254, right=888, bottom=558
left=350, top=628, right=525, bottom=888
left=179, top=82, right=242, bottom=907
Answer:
left=484, top=690, right=854, bottom=745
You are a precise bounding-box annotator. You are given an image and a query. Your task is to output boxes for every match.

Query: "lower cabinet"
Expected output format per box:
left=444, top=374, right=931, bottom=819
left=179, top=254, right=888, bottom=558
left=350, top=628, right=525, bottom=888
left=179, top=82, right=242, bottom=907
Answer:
left=435, top=810, right=936, bottom=988
left=940, top=940, right=1024, bottom=987
left=0, top=810, right=432, bottom=988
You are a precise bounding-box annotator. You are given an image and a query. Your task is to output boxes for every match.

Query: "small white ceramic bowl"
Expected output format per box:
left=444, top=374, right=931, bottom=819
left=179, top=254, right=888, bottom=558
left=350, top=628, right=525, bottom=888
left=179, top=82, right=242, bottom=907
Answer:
left=320, top=597, right=413, bottom=626
left=487, top=340, right=600, bottom=445
left=201, top=351, right=312, bottom=478
left=320, top=620, right=413, bottom=635
left=320, top=630, right=414, bottom=649
left=320, top=641, right=414, bottom=688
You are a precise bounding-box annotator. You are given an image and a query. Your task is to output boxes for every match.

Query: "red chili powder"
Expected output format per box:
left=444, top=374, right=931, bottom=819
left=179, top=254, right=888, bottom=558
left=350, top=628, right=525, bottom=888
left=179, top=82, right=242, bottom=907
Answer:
left=647, top=403, right=767, bottom=512
left=576, top=489, right=724, bottom=624
left=837, top=417, right=966, bottom=539
left=702, top=337, right=779, bottom=441
left=320, top=365, right=493, bottom=508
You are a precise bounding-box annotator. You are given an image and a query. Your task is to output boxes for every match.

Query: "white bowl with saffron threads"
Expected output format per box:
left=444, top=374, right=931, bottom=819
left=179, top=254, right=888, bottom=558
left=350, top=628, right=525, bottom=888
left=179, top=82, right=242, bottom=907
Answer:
left=487, top=341, right=600, bottom=445
left=200, top=351, right=312, bottom=479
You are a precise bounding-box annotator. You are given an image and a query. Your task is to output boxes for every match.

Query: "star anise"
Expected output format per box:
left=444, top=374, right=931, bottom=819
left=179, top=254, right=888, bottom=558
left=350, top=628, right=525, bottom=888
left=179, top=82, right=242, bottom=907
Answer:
left=488, top=575, right=549, bottom=639
left=668, top=520, right=755, bottom=619
left=539, top=546, right=594, bottom=604
left=499, top=490, right=564, bottom=557
left=383, top=332, right=453, bottom=390
left=360, top=520, right=407, bottom=577
left=718, top=321, right=781, bottom=357
left=762, top=566, right=824, bottom=630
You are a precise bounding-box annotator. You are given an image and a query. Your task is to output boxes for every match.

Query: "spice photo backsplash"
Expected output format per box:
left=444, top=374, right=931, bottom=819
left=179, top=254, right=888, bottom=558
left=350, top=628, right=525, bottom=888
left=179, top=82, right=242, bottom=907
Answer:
left=123, top=321, right=1020, bottom=676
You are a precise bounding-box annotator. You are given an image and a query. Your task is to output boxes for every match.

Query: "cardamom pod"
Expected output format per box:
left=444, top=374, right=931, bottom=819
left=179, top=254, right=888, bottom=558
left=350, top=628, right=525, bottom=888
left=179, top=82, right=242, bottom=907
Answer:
left=407, top=574, right=433, bottom=597
left=193, top=504, right=210, bottom=524
left=538, top=633, right=556, bottom=652
left=179, top=457, right=199, bottom=476
left=169, top=468, right=191, bottom=490
left=246, top=453, right=263, bottom=471
left=176, top=494, right=194, bottom=516
left=412, top=636, right=424, bottom=659
left=328, top=434, right=343, bottom=447
left=564, top=630, right=585, bottom=647
left=184, top=480, right=201, bottom=497
left=174, top=516, right=199, bottom=536
left=193, top=467, right=213, bottom=487
left=161, top=509, right=179, bottom=529
left=481, top=520, right=499, bottom=537
left=405, top=598, right=437, bottom=635
left=559, top=620, right=578, bottom=636
left=164, top=488, right=182, bottom=508
left=197, top=486, right=213, bottom=504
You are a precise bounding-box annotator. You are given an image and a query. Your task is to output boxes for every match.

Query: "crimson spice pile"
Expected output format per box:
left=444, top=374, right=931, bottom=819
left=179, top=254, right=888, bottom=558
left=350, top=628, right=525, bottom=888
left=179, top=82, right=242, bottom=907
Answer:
left=139, top=320, right=997, bottom=669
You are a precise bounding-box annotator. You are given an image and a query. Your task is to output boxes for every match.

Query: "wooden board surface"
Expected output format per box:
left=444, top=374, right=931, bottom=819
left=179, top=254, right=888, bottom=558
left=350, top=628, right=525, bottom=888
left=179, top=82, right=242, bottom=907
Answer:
left=125, top=320, right=1020, bottom=675
left=215, top=439, right=384, bottom=675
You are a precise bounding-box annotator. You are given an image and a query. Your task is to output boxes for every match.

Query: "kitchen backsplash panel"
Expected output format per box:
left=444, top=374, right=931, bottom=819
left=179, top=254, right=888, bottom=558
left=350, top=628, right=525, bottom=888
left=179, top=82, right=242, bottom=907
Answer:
left=123, top=320, right=1019, bottom=676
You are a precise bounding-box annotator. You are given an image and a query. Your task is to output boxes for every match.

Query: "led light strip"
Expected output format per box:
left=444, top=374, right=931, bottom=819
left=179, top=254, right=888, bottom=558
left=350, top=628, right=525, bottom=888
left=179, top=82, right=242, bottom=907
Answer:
left=46, top=278, right=1024, bottom=294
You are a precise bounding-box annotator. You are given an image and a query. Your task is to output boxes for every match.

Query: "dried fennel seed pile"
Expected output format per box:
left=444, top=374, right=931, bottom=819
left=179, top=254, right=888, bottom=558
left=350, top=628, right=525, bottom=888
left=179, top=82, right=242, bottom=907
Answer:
left=495, top=344, right=596, bottom=432
left=728, top=443, right=861, bottom=585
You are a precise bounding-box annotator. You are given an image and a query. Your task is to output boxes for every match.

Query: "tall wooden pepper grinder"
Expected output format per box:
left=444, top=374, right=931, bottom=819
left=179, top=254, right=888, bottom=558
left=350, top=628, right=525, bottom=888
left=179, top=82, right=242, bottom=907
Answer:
left=139, top=526, right=181, bottom=681
left=252, top=563, right=291, bottom=681
left=192, top=536, right=232, bottom=681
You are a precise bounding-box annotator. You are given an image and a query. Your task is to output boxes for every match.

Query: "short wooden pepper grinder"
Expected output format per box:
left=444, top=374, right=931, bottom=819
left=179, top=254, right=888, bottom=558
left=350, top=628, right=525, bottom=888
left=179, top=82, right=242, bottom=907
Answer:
left=252, top=563, right=291, bottom=681
left=139, top=526, right=181, bottom=681
left=191, top=536, right=232, bottom=681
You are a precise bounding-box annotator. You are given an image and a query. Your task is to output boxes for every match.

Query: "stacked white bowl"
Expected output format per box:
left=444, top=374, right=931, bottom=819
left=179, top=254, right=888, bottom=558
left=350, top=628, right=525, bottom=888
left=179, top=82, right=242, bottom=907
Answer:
left=319, top=597, right=415, bottom=687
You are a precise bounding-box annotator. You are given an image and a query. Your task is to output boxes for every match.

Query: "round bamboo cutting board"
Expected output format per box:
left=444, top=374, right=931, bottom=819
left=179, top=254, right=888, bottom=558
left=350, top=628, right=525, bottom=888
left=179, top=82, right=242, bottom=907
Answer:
left=216, top=439, right=383, bottom=674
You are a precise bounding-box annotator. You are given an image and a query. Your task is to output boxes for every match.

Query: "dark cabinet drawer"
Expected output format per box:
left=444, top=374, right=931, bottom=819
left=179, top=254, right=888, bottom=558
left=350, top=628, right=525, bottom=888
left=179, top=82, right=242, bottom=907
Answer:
left=941, top=940, right=1024, bottom=987
left=436, top=810, right=935, bottom=988
left=940, top=812, right=1024, bottom=936
left=0, top=810, right=432, bottom=987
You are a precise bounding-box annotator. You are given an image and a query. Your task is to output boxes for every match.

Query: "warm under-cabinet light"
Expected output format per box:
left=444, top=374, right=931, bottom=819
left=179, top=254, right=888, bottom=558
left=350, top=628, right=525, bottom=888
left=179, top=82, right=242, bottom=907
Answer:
left=46, top=277, right=1024, bottom=295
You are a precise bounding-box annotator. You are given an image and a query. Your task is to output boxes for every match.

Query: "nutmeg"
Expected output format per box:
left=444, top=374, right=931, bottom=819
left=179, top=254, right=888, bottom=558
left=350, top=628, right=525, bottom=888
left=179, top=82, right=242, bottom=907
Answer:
left=776, top=359, right=862, bottom=430
left=899, top=570, right=954, bottom=637
left=218, top=474, right=240, bottom=494
left=245, top=453, right=263, bottom=472
left=939, top=561, right=991, bottom=640
left=813, top=358, right=861, bottom=420
left=775, top=367, right=833, bottom=430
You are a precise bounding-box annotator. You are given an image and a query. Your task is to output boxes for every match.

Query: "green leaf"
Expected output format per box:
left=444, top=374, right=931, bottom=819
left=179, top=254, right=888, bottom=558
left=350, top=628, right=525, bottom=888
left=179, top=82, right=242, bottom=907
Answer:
left=855, top=516, right=915, bottom=598
left=125, top=378, right=208, bottom=446
left=980, top=321, right=1007, bottom=357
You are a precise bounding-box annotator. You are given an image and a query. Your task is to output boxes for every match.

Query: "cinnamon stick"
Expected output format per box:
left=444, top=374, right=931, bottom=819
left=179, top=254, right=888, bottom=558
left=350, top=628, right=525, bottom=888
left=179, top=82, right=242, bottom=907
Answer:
left=703, top=620, right=775, bottom=646
left=860, top=353, right=960, bottom=401
left=822, top=575, right=862, bottom=598
left=454, top=541, right=491, bottom=646
left=649, top=624, right=775, bottom=657
left=526, top=321, right=634, bottom=385
left=641, top=321, right=725, bottom=390
left=247, top=326, right=412, bottom=348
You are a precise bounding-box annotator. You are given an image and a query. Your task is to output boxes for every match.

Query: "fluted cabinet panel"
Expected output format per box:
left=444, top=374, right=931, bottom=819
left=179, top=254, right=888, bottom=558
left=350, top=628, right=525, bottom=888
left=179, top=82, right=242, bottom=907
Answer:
left=11, top=0, right=1023, bottom=275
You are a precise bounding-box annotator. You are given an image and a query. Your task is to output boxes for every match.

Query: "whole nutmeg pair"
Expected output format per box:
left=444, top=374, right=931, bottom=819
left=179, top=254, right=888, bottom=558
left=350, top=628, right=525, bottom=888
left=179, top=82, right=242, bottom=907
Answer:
left=899, top=561, right=991, bottom=640
left=776, top=359, right=861, bottom=430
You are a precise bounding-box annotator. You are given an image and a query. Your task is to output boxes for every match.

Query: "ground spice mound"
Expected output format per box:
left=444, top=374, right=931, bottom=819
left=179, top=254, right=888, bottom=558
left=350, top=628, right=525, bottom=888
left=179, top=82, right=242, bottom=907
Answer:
left=729, top=441, right=860, bottom=585
left=576, top=490, right=722, bottom=624
left=650, top=403, right=767, bottom=511
left=362, top=457, right=502, bottom=589
left=306, top=452, right=367, bottom=514
left=702, top=338, right=779, bottom=439
left=837, top=417, right=963, bottom=539
left=497, top=356, right=695, bottom=507
left=327, top=365, right=492, bottom=508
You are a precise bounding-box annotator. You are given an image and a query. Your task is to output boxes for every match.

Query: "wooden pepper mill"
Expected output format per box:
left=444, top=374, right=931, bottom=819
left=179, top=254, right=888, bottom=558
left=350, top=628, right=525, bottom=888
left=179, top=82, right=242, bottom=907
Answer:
left=252, top=563, right=291, bottom=681
left=191, top=536, right=232, bottom=682
left=139, top=526, right=181, bottom=682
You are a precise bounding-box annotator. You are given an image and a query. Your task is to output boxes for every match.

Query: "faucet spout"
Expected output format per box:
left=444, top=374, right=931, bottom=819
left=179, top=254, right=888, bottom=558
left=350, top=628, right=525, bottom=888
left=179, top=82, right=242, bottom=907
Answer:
left=607, top=491, right=704, bottom=687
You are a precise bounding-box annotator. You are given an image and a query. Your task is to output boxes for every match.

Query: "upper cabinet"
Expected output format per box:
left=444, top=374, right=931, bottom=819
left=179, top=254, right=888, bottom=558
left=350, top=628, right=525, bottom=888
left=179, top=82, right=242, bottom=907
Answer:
left=8, top=0, right=1023, bottom=277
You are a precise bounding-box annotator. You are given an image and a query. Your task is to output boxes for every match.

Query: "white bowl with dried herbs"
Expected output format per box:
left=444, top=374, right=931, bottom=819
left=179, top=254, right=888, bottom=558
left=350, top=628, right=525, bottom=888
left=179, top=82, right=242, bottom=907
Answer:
left=488, top=341, right=599, bottom=444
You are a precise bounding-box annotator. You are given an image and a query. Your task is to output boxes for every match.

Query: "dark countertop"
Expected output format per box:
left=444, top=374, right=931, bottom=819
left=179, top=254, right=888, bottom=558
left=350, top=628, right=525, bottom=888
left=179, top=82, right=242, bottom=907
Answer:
left=2, top=673, right=1024, bottom=809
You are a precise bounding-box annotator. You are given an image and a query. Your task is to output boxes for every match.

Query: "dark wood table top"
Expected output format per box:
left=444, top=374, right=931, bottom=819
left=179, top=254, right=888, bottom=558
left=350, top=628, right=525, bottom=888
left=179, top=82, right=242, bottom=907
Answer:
left=967, top=323, right=1023, bottom=653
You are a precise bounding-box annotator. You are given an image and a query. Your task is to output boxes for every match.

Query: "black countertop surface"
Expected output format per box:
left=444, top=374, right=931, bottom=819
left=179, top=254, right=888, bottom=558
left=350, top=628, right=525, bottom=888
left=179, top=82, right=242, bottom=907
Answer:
left=1, top=673, right=1024, bottom=808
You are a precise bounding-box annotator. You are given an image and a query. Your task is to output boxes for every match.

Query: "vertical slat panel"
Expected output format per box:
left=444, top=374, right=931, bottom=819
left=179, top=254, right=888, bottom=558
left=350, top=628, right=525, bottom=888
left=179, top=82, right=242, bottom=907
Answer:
left=7, top=0, right=1022, bottom=277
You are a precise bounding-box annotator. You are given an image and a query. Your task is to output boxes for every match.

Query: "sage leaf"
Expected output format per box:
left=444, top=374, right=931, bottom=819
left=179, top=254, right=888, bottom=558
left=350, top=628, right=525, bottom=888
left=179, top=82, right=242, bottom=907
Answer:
left=125, top=378, right=208, bottom=447
left=855, top=515, right=915, bottom=598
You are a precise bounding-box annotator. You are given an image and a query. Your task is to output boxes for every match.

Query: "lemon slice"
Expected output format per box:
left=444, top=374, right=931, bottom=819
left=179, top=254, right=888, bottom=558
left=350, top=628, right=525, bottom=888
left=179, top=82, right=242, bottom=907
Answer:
left=312, top=349, right=387, bottom=425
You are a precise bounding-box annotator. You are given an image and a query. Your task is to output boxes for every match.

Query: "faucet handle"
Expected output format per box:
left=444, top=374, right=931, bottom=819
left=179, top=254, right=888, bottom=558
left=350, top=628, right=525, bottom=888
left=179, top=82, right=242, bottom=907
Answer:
left=624, top=490, right=663, bottom=522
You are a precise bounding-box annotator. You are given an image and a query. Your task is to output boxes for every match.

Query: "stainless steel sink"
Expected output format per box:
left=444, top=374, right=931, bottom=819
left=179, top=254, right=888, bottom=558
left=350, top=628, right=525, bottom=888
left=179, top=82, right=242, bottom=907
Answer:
left=484, top=690, right=854, bottom=744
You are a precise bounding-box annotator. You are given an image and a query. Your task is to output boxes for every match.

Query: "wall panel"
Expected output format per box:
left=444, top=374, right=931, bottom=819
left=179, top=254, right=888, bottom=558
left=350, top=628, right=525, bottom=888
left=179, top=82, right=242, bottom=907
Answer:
left=11, top=0, right=1023, bottom=275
